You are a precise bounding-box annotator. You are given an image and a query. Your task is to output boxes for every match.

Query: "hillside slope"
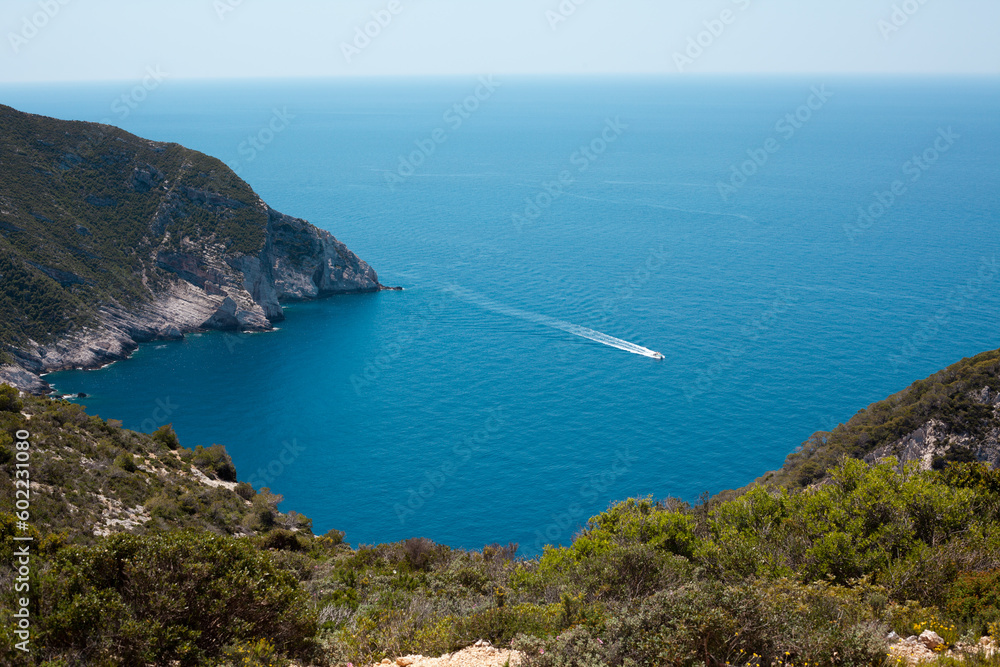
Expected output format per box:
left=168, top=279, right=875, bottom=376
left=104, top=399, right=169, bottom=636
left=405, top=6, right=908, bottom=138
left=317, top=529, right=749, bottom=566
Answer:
left=0, top=104, right=385, bottom=392
left=0, top=386, right=306, bottom=542
left=760, top=348, right=1000, bottom=488
left=6, top=361, right=1000, bottom=665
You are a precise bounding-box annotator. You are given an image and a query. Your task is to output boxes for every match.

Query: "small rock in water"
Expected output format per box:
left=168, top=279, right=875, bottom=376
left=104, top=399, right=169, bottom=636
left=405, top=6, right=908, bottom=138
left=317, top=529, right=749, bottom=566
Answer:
left=919, top=629, right=944, bottom=650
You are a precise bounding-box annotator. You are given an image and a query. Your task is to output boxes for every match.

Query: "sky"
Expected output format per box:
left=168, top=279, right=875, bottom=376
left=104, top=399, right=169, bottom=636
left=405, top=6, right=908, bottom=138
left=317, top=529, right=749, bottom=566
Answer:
left=0, top=0, right=998, bottom=82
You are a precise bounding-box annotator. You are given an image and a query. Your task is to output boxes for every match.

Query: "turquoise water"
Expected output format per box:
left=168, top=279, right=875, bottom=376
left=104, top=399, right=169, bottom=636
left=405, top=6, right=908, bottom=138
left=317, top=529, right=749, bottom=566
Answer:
left=5, top=77, right=999, bottom=554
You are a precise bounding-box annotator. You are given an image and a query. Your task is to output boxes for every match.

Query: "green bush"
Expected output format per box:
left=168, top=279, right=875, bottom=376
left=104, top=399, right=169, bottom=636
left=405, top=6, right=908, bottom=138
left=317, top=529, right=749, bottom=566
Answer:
left=320, top=528, right=346, bottom=546
left=151, top=424, right=180, bottom=449
left=248, top=490, right=281, bottom=532
left=36, top=531, right=316, bottom=665
left=0, top=384, right=22, bottom=413
left=402, top=537, right=444, bottom=571
left=946, top=570, right=1000, bottom=627
left=189, top=444, right=238, bottom=482
left=258, top=528, right=309, bottom=552
left=235, top=481, right=256, bottom=501
left=515, top=626, right=609, bottom=667
left=113, top=451, right=137, bottom=472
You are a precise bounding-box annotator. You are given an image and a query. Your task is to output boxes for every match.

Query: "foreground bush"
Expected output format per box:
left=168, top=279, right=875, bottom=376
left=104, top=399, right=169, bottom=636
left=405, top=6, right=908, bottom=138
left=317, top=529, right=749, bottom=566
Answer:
left=28, top=531, right=316, bottom=665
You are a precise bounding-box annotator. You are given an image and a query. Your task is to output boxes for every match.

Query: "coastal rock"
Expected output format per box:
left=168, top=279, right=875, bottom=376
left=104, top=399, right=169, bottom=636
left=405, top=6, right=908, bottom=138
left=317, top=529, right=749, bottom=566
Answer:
left=0, top=364, right=49, bottom=394
left=863, top=388, right=1000, bottom=471
left=265, top=208, right=381, bottom=299
left=0, top=106, right=390, bottom=393
left=919, top=630, right=944, bottom=650
left=374, top=646, right=521, bottom=667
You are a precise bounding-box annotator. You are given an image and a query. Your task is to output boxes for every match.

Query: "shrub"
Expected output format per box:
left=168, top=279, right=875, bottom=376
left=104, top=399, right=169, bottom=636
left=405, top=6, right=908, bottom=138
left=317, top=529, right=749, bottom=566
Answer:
left=946, top=570, right=1000, bottom=627
left=455, top=602, right=565, bottom=646
left=151, top=423, right=180, bottom=449
left=36, top=531, right=316, bottom=665
left=0, top=384, right=22, bottom=412
left=0, top=431, right=12, bottom=465
left=113, top=451, right=137, bottom=472
left=321, top=529, right=346, bottom=546
left=190, top=444, right=237, bottom=482
left=933, top=446, right=978, bottom=470
left=221, top=638, right=281, bottom=667
left=258, top=528, right=309, bottom=552
left=600, top=578, right=888, bottom=667
left=574, top=542, right=693, bottom=603
left=515, top=626, right=610, bottom=667
left=235, top=482, right=255, bottom=501
left=402, top=537, right=440, bottom=571
left=248, top=490, right=281, bottom=532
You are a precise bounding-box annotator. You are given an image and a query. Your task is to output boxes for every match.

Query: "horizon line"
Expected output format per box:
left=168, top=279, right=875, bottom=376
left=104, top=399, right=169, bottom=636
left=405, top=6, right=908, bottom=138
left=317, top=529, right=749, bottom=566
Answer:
left=1, top=72, right=999, bottom=86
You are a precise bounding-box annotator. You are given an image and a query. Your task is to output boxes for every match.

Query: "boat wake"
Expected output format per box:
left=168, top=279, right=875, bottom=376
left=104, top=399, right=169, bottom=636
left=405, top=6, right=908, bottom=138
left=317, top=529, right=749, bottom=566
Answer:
left=444, top=285, right=664, bottom=360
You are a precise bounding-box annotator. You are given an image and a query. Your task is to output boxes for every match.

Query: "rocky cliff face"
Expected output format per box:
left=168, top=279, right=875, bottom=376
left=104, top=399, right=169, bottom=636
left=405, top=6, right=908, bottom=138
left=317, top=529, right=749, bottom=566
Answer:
left=0, top=105, right=388, bottom=393
left=864, top=387, right=1000, bottom=470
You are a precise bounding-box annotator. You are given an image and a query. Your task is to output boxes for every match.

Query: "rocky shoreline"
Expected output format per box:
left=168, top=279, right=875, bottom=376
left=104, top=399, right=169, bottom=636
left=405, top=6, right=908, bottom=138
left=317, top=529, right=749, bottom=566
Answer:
left=0, top=104, right=402, bottom=395
left=1, top=206, right=398, bottom=394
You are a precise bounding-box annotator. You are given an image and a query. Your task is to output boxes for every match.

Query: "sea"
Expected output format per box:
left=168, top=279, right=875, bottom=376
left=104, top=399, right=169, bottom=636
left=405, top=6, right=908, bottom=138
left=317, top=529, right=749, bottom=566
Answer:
left=3, top=76, right=998, bottom=555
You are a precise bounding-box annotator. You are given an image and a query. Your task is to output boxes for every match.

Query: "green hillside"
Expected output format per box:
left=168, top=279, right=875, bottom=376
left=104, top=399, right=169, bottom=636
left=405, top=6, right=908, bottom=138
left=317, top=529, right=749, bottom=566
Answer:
left=0, top=105, right=267, bottom=350
left=1, top=348, right=1000, bottom=665
left=767, top=348, right=1000, bottom=488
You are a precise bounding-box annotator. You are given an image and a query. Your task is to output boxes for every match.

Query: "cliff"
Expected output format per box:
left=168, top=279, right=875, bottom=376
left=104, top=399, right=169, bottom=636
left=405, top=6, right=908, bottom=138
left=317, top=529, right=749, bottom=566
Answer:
left=760, top=348, right=1000, bottom=488
left=0, top=104, right=387, bottom=392
left=862, top=386, right=1000, bottom=470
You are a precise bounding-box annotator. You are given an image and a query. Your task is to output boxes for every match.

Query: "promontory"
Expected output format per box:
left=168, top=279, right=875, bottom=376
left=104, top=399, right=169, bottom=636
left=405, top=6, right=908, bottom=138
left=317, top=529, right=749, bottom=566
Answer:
left=0, top=104, right=390, bottom=392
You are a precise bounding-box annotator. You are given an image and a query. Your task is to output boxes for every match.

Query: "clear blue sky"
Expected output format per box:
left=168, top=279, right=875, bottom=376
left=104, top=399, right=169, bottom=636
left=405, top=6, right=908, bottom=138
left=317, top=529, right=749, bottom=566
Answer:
left=1, top=0, right=998, bottom=82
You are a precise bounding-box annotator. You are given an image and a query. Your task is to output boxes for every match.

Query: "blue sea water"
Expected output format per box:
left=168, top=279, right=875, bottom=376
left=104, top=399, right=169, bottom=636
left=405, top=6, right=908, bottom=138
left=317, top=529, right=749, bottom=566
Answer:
left=3, top=76, right=999, bottom=555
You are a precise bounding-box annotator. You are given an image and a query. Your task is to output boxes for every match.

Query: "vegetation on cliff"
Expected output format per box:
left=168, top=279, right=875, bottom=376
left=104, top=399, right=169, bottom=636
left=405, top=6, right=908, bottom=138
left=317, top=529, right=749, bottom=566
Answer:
left=767, top=348, right=1000, bottom=489
left=0, top=348, right=999, bottom=665
left=0, top=105, right=269, bottom=350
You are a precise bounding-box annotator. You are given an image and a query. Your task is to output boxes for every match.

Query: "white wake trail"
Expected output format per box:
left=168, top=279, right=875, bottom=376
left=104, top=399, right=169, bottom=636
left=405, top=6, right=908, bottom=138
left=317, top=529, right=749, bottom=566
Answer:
left=445, top=285, right=664, bottom=360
